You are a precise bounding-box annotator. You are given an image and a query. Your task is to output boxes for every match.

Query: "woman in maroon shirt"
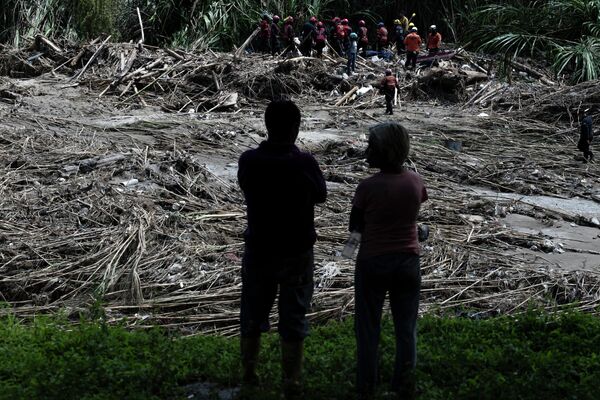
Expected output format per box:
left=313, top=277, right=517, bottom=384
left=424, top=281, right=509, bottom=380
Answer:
left=350, top=122, right=428, bottom=399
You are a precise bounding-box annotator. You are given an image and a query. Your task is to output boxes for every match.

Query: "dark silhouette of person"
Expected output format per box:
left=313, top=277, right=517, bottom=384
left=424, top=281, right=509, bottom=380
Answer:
left=350, top=122, right=428, bottom=400
left=237, top=99, right=327, bottom=399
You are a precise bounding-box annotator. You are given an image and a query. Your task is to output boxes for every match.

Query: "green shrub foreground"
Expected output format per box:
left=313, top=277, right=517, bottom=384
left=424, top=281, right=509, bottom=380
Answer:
left=1, top=311, right=600, bottom=399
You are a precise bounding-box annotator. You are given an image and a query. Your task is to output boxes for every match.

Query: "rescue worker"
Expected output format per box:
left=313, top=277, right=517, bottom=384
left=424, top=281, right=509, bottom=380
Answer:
left=238, top=100, right=327, bottom=400
left=258, top=15, right=271, bottom=53
left=427, top=25, right=442, bottom=55
left=380, top=69, right=399, bottom=115
left=394, top=19, right=406, bottom=55
left=314, top=21, right=327, bottom=58
left=270, top=15, right=281, bottom=55
left=335, top=20, right=346, bottom=57
left=339, top=18, right=351, bottom=56
left=376, top=22, right=388, bottom=52
left=300, top=16, right=317, bottom=57
left=347, top=32, right=358, bottom=75
left=397, top=12, right=409, bottom=32
left=579, top=109, right=594, bottom=162
left=404, top=27, right=421, bottom=70
left=357, top=20, right=369, bottom=57
left=281, top=16, right=296, bottom=57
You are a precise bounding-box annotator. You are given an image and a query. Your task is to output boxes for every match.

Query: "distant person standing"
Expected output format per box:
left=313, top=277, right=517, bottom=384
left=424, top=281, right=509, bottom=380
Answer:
left=376, top=22, right=388, bottom=52
left=380, top=69, right=399, bottom=115
left=394, top=19, right=406, bottom=55
left=404, top=27, right=421, bottom=70
left=238, top=100, right=327, bottom=399
left=314, top=21, right=327, bottom=58
left=270, top=15, right=281, bottom=55
left=281, top=16, right=297, bottom=57
left=358, top=20, right=369, bottom=57
left=427, top=25, right=442, bottom=55
left=350, top=122, right=428, bottom=400
left=258, top=15, right=272, bottom=53
left=300, top=16, right=317, bottom=56
left=579, top=109, right=594, bottom=162
left=347, top=33, right=358, bottom=75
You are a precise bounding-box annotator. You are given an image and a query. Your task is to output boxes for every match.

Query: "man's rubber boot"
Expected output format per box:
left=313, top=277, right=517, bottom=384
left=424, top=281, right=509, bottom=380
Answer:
left=241, top=336, right=261, bottom=386
left=281, top=339, right=304, bottom=400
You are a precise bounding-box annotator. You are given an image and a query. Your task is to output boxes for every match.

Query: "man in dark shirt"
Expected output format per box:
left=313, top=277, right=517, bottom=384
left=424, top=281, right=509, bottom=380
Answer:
left=237, top=100, right=327, bottom=399
left=579, top=110, right=594, bottom=162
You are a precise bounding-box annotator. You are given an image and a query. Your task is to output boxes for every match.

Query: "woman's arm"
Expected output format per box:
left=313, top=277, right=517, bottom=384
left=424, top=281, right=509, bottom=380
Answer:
left=349, top=206, right=365, bottom=233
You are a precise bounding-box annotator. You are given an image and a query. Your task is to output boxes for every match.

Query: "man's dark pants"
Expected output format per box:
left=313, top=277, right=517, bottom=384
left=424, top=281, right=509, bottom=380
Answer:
left=384, top=89, right=395, bottom=114
left=405, top=51, right=418, bottom=69
left=578, top=140, right=594, bottom=161
left=396, top=40, right=405, bottom=55
left=347, top=52, right=357, bottom=74
left=241, top=249, right=314, bottom=340
left=355, top=253, right=421, bottom=394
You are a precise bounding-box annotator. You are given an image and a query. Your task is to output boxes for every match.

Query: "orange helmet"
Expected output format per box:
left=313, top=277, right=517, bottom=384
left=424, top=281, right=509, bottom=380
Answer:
left=358, top=20, right=366, bottom=27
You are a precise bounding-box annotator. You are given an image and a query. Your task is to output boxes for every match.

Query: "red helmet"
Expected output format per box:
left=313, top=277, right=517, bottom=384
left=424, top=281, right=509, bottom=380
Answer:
left=309, top=16, right=317, bottom=23
left=333, top=17, right=341, bottom=24
left=317, top=21, right=324, bottom=28
left=358, top=20, right=366, bottom=27
left=273, top=15, right=280, bottom=22
left=341, top=18, right=349, bottom=25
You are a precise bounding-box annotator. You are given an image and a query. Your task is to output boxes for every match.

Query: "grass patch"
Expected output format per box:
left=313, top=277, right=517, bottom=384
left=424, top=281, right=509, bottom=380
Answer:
left=1, top=311, right=599, bottom=399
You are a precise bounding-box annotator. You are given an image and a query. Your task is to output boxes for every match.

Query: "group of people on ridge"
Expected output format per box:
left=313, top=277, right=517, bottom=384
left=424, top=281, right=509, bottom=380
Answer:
left=257, top=13, right=443, bottom=72
left=238, top=99, right=428, bottom=400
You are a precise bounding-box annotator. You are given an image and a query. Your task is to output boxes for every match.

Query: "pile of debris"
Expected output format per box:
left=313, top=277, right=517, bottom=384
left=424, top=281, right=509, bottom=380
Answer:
left=0, top=34, right=574, bottom=114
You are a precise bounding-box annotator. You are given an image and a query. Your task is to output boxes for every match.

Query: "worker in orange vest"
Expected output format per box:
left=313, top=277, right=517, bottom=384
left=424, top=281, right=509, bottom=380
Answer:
left=427, top=25, right=442, bottom=55
left=404, top=27, right=421, bottom=70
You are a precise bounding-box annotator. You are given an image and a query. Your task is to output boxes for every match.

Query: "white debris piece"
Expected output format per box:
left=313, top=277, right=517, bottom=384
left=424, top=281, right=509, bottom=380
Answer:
left=321, top=261, right=340, bottom=279
left=356, top=85, right=373, bottom=96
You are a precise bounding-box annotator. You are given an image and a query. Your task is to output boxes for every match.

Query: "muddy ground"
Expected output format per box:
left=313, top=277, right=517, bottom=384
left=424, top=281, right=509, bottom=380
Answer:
left=1, top=66, right=599, bottom=334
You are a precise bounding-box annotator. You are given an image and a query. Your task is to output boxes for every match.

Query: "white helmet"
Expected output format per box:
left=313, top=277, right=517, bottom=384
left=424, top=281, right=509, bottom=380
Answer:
left=430, top=25, right=437, bottom=30
left=411, top=27, right=418, bottom=32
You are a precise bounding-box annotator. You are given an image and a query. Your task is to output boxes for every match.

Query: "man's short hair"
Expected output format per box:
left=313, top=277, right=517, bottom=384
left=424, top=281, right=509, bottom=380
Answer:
left=366, top=122, right=410, bottom=170
left=265, top=100, right=301, bottom=143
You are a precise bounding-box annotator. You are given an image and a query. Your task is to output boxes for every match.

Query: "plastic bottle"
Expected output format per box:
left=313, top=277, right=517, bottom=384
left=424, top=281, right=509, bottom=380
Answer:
left=342, top=231, right=362, bottom=259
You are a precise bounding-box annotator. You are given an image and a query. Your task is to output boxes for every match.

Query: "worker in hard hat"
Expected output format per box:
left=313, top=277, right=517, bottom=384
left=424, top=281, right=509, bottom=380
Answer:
left=376, top=22, right=388, bottom=52
left=380, top=69, right=399, bottom=114
left=333, top=17, right=347, bottom=56
left=427, top=25, right=442, bottom=55
left=398, top=11, right=409, bottom=32
left=394, top=19, right=406, bottom=55
left=300, top=16, right=317, bottom=56
left=347, top=32, right=358, bottom=75
left=258, top=15, right=272, bottom=53
left=280, top=16, right=296, bottom=57
left=404, top=26, right=421, bottom=70
left=358, top=20, right=369, bottom=57
left=341, top=18, right=352, bottom=56
left=314, top=21, right=327, bottom=58
left=270, top=15, right=281, bottom=55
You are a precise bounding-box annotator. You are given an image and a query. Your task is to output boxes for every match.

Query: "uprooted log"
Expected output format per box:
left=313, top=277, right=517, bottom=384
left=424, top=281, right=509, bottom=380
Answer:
left=62, top=153, right=127, bottom=174
left=416, top=67, right=489, bottom=101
